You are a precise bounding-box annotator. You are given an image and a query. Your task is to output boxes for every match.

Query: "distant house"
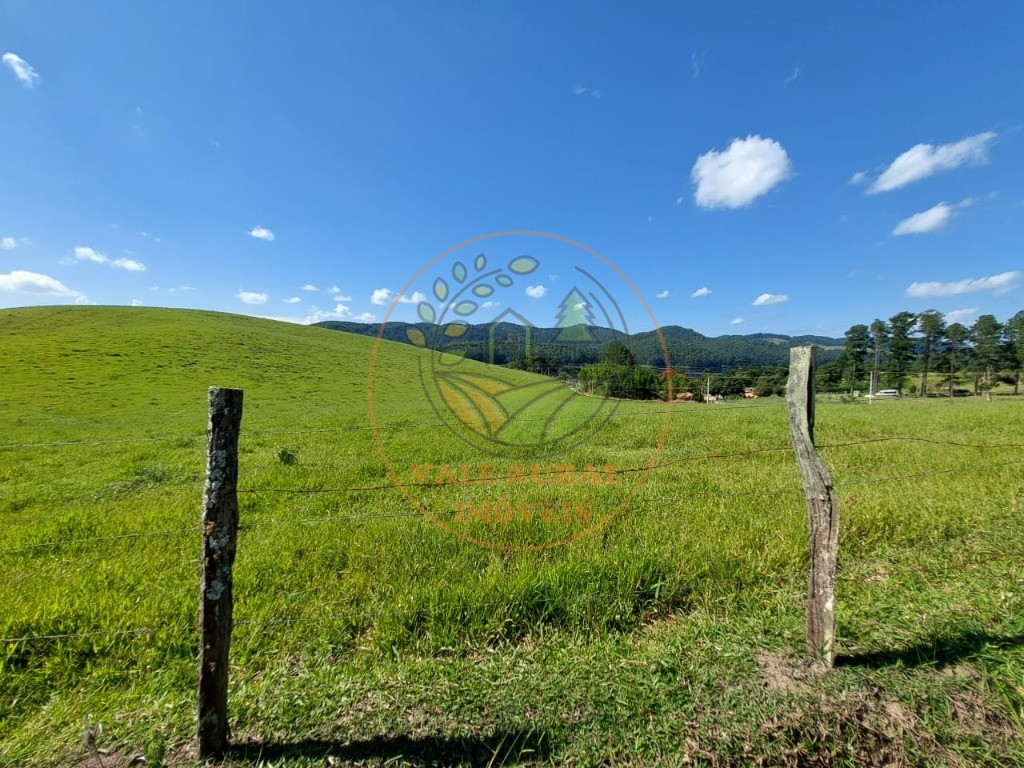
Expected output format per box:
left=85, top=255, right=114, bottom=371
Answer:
left=743, top=387, right=759, bottom=399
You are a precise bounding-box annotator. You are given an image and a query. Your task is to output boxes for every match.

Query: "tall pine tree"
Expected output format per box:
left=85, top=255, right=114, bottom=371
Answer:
left=886, top=311, right=918, bottom=393
left=917, top=310, right=945, bottom=397
left=869, top=318, right=889, bottom=395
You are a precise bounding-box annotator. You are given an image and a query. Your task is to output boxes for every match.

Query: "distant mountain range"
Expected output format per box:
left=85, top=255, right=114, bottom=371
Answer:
left=315, top=320, right=844, bottom=373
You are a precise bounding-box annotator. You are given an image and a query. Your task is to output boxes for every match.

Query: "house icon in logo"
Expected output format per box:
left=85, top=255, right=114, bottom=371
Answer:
left=487, top=308, right=533, bottom=365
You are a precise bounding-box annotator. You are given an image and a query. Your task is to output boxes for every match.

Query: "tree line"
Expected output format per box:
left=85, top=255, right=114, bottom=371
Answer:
left=576, top=308, right=1024, bottom=402
left=828, top=309, right=1024, bottom=396
left=574, top=340, right=790, bottom=401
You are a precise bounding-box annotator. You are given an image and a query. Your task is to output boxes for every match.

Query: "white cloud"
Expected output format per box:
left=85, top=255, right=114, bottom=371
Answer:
left=892, top=199, right=971, bottom=236
left=302, top=303, right=354, bottom=324
left=481, top=301, right=500, bottom=310
left=675, top=196, right=685, bottom=205
left=74, top=246, right=108, bottom=264
left=690, top=286, right=712, bottom=298
left=2, top=53, right=39, bottom=87
left=236, top=290, right=268, bottom=305
left=866, top=132, right=996, bottom=194
left=730, top=318, right=745, bottom=325
left=573, top=85, right=601, bottom=98
left=370, top=288, right=392, bottom=305
left=893, top=202, right=954, bottom=236
left=72, top=246, right=145, bottom=271
left=131, top=299, right=144, bottom=307
left=691, top=52, right=704, bottom=79
left=112, top=257, right=146, bottom=271
left=302, top=284, right=319, bottom=292
left=655, top=290, right=670, bottom=299
left=752, top=293, right=788, bottom=306
left=691, top=135, right=793, bottom=209
left=283, top=296, right=301, bottom=304
left=248, top=226, right=275, bottom=241
left=906, top=271, right=1019, bottom=298
left=849, top=171, right=869, bottom=186
left=327, top=286, right=353, bottom=300
left=784, top=66, right=800, bottom=85
left=1, top=237, right=16, bottom=250
left=0, top=270, right=80, bottom=297
left=525, top=284, right=547, bottom=299
left=367, top=287, right=427, bottom=306
left=352, top=311, right=376, bottom=323
left=943, top=308, right=977, bottom=324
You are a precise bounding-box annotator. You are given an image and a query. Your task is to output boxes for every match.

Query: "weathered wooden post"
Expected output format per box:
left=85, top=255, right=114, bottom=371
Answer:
left=198, top=386, right=243, bottom=759
left=786, top=347, right=839, bottom=667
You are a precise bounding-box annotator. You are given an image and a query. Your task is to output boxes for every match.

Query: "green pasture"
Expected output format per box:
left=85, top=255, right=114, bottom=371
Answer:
left=0, top=307, right=1021, bottom=766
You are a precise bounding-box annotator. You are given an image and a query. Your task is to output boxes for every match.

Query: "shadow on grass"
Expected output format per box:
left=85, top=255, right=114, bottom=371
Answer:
left=226, top=728, right=553, bottom=766
left=837, top=631, right=1024, bottom=669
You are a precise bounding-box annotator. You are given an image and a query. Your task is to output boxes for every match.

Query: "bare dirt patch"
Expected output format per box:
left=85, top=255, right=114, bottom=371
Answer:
left=755, top=650, right=823, bottom=696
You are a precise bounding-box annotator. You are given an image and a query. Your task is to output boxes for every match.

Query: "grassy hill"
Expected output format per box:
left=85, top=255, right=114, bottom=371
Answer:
left=1, top=306, right=1022, bottom=766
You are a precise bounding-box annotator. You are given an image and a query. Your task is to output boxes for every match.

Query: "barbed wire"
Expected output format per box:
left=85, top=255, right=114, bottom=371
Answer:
left=235, top=442, right=1024, bottom=497
left=5, top=525, right=1021, bottom=646
left=0, top=625, right=173, bottom=644
left=5, top=390, right=1020, bottom=452
left=0, top=526, right=200, bottom=555
left=3, top=447, right=1021, bottom=556
left=835, top=457, right=1024, bottom=487
left=0, top=397, right=806, bottom=453
left=0, top=434, right=203, bottom=450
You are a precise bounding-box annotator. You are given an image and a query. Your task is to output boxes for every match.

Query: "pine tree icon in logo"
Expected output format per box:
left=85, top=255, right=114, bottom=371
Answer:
left=554, top=287, right=595, bottom=342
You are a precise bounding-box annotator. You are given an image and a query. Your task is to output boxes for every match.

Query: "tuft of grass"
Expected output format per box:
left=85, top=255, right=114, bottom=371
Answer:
left=275, top=446, right=298, bottom=466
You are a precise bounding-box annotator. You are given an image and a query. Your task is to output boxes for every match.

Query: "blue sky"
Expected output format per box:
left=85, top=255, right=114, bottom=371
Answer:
left=2, top=1, right=1022, bottom=337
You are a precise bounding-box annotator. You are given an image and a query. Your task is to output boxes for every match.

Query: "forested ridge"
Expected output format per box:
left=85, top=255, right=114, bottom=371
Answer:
left=315, top=320, right=844, bottom=373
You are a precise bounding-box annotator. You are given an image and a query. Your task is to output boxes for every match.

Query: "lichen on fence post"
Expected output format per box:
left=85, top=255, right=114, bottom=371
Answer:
left=198, top=386, right=243, bottom=759
left=786, top=346, right=839, bottom=667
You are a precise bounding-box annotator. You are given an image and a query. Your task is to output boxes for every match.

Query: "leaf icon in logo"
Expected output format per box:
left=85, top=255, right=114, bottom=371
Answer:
left=433, top=278, right=449, bottom=302
left=418, top=302, right=436, bottom=323
left=472, top=284, right=494, bottom=297
left=453, top=300, right=477, bottom=316
left=474, top=253, right=487, bottom=271
left=444, top=322, right=468, bottom=338
left=508, top=256, right=539, bottom=275
left=452, top=262, right=468, bottom=283
left=495, top=275, right=514, bottom=288
left=406, top=328, right=427, bottom=347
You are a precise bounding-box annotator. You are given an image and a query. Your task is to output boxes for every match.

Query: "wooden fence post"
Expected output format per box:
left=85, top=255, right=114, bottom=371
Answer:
left=786, top=347, right=839, bottom=667
left=198, top=386, right=243, bottom=759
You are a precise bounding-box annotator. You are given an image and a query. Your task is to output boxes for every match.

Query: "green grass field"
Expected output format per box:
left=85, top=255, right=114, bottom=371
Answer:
left=1, top=306, right=1022, bottom=767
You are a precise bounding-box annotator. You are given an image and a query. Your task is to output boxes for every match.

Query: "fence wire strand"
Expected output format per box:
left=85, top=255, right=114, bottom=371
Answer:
left=4, top=525, right=1021, bottom=646
left=3, top=391, right=1022, bottom=645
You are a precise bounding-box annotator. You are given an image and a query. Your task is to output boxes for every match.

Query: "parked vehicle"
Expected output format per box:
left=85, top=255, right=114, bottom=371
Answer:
left=874, top=389, right=900, bottom=397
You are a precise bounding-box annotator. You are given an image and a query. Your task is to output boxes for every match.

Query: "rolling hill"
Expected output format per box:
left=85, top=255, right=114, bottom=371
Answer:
left=315, top=320, right=844, bottom=372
